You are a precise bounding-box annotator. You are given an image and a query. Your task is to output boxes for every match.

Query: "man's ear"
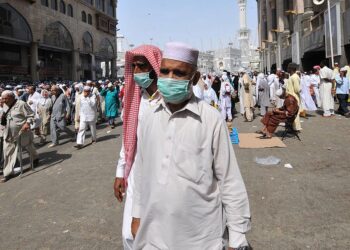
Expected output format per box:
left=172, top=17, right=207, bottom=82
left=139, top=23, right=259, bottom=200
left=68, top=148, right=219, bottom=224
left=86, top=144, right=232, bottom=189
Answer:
left=192, top=71, right=201, bottom=86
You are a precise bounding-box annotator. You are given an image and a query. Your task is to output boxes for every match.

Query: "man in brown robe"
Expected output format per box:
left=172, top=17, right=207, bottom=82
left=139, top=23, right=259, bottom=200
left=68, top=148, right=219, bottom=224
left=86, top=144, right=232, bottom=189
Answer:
left=259, top=87, right=299, bottom=138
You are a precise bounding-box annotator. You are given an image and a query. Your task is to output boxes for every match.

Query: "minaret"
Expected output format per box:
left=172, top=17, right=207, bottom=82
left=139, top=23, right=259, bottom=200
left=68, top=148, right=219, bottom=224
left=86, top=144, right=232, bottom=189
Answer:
left=237, top=0, right=250, bottom=68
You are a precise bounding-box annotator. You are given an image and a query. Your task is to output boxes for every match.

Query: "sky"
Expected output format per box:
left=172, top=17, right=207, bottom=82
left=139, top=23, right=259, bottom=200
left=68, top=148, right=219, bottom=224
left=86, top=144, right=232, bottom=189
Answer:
left=117, top=0, right=258, bottom=51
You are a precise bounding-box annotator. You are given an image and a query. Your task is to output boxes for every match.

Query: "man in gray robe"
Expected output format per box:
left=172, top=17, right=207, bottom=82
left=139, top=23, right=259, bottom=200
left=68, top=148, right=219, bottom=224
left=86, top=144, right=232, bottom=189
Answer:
left=48, top=85, right=74, bottom=148
left=1, top=91, right=39, bottom=182
left=257, top=73, right=270, bottom=116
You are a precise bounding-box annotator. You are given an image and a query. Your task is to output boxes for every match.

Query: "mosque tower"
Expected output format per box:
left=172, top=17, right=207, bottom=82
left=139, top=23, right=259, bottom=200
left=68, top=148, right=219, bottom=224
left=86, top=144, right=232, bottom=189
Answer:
left=237, top=0, right=251, bottom=68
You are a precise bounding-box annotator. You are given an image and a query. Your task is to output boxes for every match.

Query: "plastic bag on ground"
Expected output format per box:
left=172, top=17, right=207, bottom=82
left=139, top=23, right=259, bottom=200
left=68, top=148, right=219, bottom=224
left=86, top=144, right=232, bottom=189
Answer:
left=255, top=156, right=281, bottom=165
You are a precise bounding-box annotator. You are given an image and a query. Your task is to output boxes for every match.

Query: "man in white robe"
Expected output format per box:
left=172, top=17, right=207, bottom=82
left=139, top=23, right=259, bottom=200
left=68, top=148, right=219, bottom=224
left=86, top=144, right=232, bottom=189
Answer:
left=131, top=42, right=251, bottom=250
left=310, top=66, right=321, bottom=107
left=114, top=45, right=162, bottom=250
left=220, top=73, right=234, bottom=121
left=319, top=60, right=335, bottom=117
left=75, top=86, right=97, bottom=148
left=203, top=82, right=218, bottom=107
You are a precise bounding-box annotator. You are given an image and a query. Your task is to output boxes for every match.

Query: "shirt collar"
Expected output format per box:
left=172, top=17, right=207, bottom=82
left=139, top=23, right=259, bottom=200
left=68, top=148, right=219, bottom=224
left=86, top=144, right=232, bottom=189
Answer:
left=157, top=94, right=200, bottom=117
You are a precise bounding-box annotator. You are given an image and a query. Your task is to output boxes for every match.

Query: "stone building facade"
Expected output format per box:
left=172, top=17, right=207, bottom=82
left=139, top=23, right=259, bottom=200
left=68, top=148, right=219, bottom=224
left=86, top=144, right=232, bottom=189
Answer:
left=257, top=0, right=350, bottom=72
left=0, top=0, right=117, bottom=81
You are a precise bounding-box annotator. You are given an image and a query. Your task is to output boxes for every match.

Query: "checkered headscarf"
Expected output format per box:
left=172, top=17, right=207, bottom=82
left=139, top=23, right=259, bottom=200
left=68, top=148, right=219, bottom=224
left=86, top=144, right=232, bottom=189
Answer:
left=123, top=45, right=162, bottom=181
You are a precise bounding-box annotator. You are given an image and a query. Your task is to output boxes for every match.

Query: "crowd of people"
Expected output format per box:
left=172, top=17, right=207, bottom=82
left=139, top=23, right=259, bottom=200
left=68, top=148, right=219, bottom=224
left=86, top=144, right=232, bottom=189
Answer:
left=0, top=79, right=122, bottom=182
left=191, top=60, right=350, bottom=138
left=1, top=40, right=349, bottom=249
left=112, top=42, right=350, bottom=250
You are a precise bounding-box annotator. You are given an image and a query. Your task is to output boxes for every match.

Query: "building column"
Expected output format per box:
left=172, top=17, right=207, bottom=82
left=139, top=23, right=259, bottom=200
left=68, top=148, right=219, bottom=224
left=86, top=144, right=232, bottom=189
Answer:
left=265, top=0, right=273, bottom=42
left=111, top=57, right=116, bottom=79
left=30, top=42, right=39, bottom=81
left=72, top=50, right=80, bottom=81
left=105, top=60, right=110, bottom=78
left=91, top=54, right=96, bottom=80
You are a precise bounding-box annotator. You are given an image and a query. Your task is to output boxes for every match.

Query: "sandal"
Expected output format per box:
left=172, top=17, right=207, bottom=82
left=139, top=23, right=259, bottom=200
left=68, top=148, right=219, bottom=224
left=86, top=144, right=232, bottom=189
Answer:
left=1, top=176, right=9, bottom=183
left=255, top=130, right=264, bottom=135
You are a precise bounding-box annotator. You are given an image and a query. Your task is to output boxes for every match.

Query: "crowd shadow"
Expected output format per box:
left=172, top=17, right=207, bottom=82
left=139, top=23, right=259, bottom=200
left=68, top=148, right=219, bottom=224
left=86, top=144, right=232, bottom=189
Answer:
left=19, top=150, right=72, bottom=178
left=97, top=133, right=120, bottom=142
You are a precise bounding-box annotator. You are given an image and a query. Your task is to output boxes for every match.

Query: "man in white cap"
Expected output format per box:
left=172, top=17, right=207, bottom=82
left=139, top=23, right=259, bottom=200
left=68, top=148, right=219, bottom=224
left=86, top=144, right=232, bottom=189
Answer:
left=100, top=82, right=120, bottom=128
left=75, top=86, right=97, bottom=148
left=220, top=72, right=234, bottom=121
left=131, top=42, right=251, bottom=250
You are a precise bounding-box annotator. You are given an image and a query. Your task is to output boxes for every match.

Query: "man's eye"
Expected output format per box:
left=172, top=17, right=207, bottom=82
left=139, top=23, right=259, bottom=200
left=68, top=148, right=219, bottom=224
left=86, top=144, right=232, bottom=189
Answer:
left=160, top=69, right=169, bottom=74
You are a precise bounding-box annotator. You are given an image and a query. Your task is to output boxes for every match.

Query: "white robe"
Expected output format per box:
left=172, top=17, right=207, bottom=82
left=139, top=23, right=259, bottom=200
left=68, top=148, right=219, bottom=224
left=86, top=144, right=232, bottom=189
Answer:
left=116, top=91, right=162, bottom=250
left=310, top=74, right=321, bottom=107
left=203, top=87, right=218, bottom=106
left=300, top=75, right=317, bottom=111
left=319, top=66, right=335, bottom=116
left=132, top=96, right=251, bottom=249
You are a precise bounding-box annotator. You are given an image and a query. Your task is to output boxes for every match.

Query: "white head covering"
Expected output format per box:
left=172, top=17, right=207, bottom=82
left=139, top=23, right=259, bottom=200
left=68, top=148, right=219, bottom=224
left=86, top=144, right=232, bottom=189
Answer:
left=257, top=73, right=265, bottom=79
left=163, top=42, right=199, bottom=66
left=108, top=83, right=113, bottom=88
left=340, top=67, right=347, bottom=72
left=276, top=88, right=284, bottom=97
left=98, top=80, right=103, bottom=84
left=86, top=80, right=92, bottom=84
left=83, top=86, right=91, bottom=91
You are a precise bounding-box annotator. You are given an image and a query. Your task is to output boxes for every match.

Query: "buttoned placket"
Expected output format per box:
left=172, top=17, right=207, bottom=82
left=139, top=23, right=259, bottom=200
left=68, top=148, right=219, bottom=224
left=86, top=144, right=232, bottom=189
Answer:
left=158, top=107, right=178, bottom=185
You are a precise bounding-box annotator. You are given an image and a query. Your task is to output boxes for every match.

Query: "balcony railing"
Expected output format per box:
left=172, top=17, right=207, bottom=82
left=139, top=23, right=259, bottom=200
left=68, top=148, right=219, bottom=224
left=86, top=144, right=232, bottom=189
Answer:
left=302, top=25, right=324, bottom=53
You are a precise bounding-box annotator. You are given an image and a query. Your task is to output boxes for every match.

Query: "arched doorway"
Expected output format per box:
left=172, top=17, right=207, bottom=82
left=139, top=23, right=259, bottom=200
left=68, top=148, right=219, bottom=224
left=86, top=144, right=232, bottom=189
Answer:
left=96, top=38, right=115, bottom=78
left=39, top=21, right=73, bottom=80
left=80, top=31, right=94, bottom=80
left=0, top=3, right=32, bottom=80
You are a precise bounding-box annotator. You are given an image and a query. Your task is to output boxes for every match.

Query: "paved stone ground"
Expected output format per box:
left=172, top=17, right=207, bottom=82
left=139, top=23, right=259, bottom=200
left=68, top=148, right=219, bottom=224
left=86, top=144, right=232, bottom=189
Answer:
left=0, top=105, right=349, bottom=250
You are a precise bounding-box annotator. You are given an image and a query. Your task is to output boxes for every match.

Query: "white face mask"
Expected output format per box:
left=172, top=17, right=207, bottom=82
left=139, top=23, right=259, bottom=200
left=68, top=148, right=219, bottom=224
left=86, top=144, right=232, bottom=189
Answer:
left=222, top=75, right=228, bottom=81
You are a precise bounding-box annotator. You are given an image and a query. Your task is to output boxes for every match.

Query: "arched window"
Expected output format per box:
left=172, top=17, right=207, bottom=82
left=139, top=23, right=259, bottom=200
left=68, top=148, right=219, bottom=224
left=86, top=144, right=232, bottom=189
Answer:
left=88, top=14, right=92, bottom=25
left=67, top=4, right=73, bottom=17
left=43, top=21, right=73, bottom=50
left=51, top=0, right=58, bottom=10
left=41, top=0, right=48, bottom=7
left=59, top=0, right=66, bottom=14
left=82, top=31, right=93, bottom=53
left=0, top=3, right=33, bottom=42
left=82, top=11, right=86, bottom=22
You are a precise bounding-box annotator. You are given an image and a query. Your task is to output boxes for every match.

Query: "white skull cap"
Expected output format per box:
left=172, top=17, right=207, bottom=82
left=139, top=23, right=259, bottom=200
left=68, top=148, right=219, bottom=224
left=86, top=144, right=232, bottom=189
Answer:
left=163, top=42, right=199, bottom=66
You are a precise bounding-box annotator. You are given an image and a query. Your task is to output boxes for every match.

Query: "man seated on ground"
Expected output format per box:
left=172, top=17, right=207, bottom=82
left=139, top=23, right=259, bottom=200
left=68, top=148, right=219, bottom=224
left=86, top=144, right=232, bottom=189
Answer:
left=258, top=87, right=299, bottom=139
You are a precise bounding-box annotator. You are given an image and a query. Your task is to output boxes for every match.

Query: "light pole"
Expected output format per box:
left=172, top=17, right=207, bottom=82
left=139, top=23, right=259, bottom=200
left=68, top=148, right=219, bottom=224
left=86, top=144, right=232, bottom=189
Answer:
left=313, top=0, right=334, bottom=67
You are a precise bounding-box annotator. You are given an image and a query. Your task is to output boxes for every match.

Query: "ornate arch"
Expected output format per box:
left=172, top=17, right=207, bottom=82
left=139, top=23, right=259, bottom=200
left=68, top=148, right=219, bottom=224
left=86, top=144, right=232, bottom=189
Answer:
left=43, top=21, right=73, bottom=50
left=82, top=31, right=93, bottom=53
left=98, top=38, right=114, bottom=60
left=0, top=3, right=32, bottom=42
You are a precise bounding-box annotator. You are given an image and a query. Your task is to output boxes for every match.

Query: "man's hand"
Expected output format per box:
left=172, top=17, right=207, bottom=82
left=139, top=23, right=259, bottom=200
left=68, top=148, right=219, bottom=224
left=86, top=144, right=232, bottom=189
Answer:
left=114, top=177, right=125, bottom=202
left=131, top=217, right=140, bottom=239
left=21, top=122, right=30, bottom=131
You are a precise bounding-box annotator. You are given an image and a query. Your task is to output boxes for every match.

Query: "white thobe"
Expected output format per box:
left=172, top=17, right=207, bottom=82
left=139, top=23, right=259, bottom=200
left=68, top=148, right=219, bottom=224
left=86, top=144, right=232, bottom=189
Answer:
left=319, top=66, right=335, bottom=116
left=132, top=96, right=251, bottom=249
left=219, top=81, right=233, bottom=120
left=116, top=91, right=161, bottom=250
left=76, top=94, right=97, bottom=145
left=27, top=91, right=42, bottom=129
left=310, top=74, right=321, bottom=107
left=203, top=87, right=218, bottom=106
left=193, top=84, right=204, bottom=100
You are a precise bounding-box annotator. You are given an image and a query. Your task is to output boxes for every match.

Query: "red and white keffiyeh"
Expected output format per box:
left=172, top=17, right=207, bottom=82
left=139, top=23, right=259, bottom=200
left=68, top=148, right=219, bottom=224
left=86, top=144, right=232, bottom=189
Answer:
left=123, top=45, right=162, bottom=181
